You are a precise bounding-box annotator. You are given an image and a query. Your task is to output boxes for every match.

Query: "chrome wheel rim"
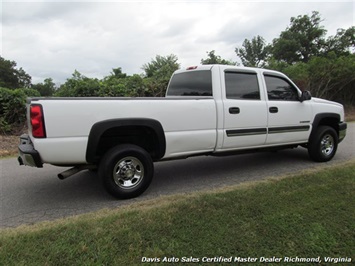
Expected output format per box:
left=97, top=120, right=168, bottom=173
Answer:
left=321, top=134, right=334, bottom=157
left=113, top=157, right=144, bottom=189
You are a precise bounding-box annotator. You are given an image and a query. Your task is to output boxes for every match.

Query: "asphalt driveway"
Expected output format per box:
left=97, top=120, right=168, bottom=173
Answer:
left=1, top=123, right=354, bottom=228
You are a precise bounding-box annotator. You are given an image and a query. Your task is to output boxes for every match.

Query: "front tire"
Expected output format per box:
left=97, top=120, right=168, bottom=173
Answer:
left=99, top=144, right=154, bottom=199
left=308, top=126, right=338, bottom=162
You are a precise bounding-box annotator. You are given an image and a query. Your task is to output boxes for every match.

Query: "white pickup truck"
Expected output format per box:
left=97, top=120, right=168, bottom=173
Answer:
left=18, top=65, right=347, bottom=199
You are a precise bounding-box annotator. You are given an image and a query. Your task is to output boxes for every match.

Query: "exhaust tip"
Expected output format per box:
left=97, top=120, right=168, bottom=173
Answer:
left=58, top=165, right=97, bottom=180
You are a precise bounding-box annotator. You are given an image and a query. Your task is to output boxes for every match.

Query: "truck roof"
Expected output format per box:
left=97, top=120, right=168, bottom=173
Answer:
left=174, top=64, right=286, bottom=77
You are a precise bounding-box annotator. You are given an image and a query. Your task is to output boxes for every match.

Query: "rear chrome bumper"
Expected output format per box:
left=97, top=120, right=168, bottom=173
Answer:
left=18, top=134, right=43, bottom=168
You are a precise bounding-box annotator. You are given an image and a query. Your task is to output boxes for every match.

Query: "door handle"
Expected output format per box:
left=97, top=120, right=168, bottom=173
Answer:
left=269, top=107, right=278, bottom=113
left=229, top=107, right=240, bottom=114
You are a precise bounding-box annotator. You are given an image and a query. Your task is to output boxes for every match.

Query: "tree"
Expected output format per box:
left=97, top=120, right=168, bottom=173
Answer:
left=99, top=67, right=128, bottom=97
left=235, top=36, right=270, bottom=67
left=307, top=53, right=355, bottom=102
left=271, top=11, right=327, bottom=64
left=0, top=56, right=32, bottom=89
left=273, top=53, right=355, bottom=105
left=55, top=70, right=100, bottom=97
left=324, top=26, right=355, bottom=56
left=141, top=54, right=180, bottom=97
left=201, top=50, right=236, bottom=65
left=32, top=78, right=56, bottom=96
left=142, top=54, right=180, bottom=80
left=110, top=67, right=127, bottom=79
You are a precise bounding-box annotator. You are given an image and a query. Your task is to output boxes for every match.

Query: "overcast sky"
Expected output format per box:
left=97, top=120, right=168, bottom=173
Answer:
left=1, top=0, right=354, bottom=85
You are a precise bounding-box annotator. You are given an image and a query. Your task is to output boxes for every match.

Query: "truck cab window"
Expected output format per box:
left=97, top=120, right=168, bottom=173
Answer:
left=167, top=70, right=212, bottom=96
left=264, top=75, right=299, bottom=101
left=225, top=72, right=260, bottom=100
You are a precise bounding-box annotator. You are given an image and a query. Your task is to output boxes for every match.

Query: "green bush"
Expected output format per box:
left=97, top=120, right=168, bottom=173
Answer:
left=55, top=71, right=100, bottom=97
left=23, top=88, right=41, bottom=98
left=99, top=80, right=128, bottom=97
left=0, top=87, right=40, bottom=134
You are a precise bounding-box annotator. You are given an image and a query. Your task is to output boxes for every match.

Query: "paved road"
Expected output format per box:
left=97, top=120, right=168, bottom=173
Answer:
left=1, top=123, right=354, bottom=228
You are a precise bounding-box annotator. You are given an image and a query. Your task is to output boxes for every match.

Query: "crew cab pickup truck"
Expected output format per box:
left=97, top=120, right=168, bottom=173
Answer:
left=18, top=65, right=347, bottom=199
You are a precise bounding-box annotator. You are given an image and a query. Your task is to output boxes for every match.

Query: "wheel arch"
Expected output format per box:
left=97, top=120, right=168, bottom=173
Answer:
left=86, top=118, right=166, bottom=163
left=309, top=113, right=340, bottom=142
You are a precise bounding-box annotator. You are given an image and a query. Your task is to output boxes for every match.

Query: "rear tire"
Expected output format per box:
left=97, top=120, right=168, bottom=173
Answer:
left=99, top=144, right=154, bottom=199
left=308, top=126, right=338, bottom=162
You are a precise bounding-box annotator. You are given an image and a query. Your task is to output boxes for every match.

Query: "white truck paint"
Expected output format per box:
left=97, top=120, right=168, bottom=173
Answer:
left=18, top=65, right=347, bottom=199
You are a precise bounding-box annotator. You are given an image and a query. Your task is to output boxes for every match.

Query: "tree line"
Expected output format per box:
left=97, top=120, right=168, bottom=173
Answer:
left=203, top=11, right=355, bottom=105
left=0, top=11, right=354, bottom=133
left=0, top=54, right=180, bottom=133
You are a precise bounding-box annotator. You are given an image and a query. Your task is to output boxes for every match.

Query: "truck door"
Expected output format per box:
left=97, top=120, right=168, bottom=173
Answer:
left=263, top=74, right=312, bottom=145
left=221, top=70, right=268, bottom=149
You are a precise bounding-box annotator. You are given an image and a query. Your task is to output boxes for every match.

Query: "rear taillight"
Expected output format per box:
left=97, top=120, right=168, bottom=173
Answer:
left=30, top=104, right=46, bottom=138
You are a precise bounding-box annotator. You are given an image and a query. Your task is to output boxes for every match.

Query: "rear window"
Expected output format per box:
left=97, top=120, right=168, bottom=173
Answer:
left=167, top=70, right=212, bottom=96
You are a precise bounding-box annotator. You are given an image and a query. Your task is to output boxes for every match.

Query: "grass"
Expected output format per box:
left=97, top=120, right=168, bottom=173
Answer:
left=0, top=135, right=19, bottom=158
left=0, top=161, right=354, bottom=265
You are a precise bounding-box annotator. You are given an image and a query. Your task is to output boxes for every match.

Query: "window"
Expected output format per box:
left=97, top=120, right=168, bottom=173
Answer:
left=167, top=70, right=212, bottom=96
left=264, top=75, right=299, bottom=101
left=225, top=72, right=260, bottom=100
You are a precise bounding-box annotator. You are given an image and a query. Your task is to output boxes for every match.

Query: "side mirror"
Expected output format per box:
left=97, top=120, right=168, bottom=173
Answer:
left=300, top=90, right=312, bottom=102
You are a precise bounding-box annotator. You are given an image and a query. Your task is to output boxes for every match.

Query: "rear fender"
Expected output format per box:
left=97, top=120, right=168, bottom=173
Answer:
left=86, top=118, right=166, bottom=163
